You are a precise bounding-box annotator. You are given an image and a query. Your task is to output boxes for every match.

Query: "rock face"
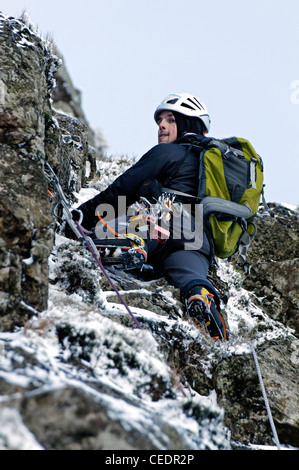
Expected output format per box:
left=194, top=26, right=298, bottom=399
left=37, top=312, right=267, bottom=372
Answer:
left=208, top=203, right=299, bottom=447
left=0, top=13, right=56, bottom=328
left=242, top=203, right=299, bottom=337
left=0, top=13, right=298, bottom=451
left=0, top=13, right=96, bottom=330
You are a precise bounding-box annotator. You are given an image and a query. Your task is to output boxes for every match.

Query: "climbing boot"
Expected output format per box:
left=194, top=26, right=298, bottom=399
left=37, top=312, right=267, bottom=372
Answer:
left=186, top=287, right=228, bottom=341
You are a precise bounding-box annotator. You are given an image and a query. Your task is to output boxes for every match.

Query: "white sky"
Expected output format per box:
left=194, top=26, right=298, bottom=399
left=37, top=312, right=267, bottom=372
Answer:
left=1, top=0, right=299, bottom=205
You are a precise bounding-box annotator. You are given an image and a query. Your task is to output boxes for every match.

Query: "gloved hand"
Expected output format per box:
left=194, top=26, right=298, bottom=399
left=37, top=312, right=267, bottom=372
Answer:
left=138, top=179, right=163, bottom=202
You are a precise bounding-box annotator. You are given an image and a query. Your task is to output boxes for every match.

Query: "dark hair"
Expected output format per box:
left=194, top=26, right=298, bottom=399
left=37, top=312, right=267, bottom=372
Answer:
left=173, top=111, right=204, bottom=138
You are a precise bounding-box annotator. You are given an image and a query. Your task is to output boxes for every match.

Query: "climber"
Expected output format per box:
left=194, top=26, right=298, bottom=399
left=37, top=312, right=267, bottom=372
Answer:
left=67, top=93, right=227, bottom=340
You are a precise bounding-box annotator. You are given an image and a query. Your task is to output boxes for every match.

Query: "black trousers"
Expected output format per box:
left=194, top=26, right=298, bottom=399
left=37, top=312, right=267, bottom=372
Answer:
left=147, top=227, right=219, bottom=305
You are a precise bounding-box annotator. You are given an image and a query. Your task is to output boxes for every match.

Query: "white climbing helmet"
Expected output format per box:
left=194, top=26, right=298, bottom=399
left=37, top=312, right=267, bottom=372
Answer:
left=154, top=92, right=211, bottom=133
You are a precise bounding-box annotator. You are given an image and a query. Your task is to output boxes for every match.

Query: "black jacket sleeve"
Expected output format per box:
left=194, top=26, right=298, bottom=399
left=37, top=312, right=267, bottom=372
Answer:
left=76, top=143, right=187, bottom=230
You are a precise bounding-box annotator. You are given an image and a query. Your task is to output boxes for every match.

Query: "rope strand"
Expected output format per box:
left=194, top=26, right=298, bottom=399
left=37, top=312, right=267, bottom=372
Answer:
left=247, top=341, right=281, bottom=450
left=74, top=221, right=142, bottom=329
left=228, top=330, right=281, bottom=450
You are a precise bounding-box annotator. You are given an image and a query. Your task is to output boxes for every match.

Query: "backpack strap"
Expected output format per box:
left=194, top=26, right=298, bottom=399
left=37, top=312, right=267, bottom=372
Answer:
left=200, top=196, right=252, bottom=219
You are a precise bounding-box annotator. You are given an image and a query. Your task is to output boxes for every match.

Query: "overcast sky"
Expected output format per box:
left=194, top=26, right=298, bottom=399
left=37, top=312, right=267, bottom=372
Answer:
left=2, top=0, right=299, bottom=206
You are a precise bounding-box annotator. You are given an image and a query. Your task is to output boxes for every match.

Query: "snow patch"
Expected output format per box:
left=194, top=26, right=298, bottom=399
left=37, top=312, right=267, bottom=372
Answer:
left=0, top=408, right=43, bottom=450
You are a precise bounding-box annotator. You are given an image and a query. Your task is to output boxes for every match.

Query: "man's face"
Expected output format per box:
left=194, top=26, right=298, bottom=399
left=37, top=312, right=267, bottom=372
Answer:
left=157, top=111, right=178, bottom=144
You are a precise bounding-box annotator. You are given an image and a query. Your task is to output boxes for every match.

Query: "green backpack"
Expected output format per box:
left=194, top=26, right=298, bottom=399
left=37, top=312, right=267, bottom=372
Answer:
left=179, top=135, right=267, bottom=270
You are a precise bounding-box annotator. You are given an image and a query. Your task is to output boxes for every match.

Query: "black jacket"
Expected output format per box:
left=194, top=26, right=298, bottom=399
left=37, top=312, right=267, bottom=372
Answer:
left=77, top=142, right=200, bottom=230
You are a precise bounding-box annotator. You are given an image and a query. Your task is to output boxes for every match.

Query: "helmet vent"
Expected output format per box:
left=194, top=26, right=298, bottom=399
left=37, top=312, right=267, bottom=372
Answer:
left=187, top=97, right=204, bottom=110
left=181, top=102, right=196, bottom=111
left=166, top=98, right=179, bottom=104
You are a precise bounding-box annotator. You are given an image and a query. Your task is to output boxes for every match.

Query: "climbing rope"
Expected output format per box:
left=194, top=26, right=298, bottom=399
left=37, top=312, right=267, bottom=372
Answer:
left=44, top=161, right=142, bottom=329
left=74, top=220, right=142, bottom=329
left=247, top=341, right=281, bottom=450
left=228, top=329, right=281, bottom=450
